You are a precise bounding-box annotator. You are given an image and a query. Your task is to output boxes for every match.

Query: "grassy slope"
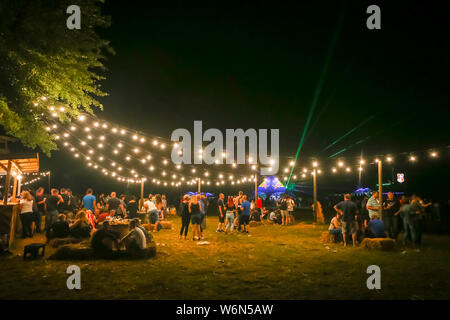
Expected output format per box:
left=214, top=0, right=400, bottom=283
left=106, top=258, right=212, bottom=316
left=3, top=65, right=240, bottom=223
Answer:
left=1, top=215, right=450, bottom=300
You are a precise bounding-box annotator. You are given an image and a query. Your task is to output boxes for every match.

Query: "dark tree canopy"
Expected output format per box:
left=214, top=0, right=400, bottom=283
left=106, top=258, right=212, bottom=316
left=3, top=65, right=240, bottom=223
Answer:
left=0, top=0, right=113, bottom=155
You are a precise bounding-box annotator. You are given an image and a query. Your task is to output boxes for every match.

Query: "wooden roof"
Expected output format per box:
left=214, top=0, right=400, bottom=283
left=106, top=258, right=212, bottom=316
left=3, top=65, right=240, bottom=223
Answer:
left=0, top=153, right=39, bottom=175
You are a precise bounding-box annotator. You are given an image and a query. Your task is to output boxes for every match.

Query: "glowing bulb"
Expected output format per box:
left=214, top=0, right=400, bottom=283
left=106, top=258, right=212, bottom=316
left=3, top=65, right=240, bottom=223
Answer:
left=346, top=167, right=351, bottom=172
left=290, top=161, right=295, bottom=166
left=312, top=161, right=318, bottom=167
left=410, top=156, right=416, bottom=161
left=360, top=159, right=365, bottom=165
left=431, top=152, right=437, bottom=158
left=386, top=156, right=392, bottom=162
left=338, top=161, right=344, bottom=167
left=332, top=168, right=337, bottom=173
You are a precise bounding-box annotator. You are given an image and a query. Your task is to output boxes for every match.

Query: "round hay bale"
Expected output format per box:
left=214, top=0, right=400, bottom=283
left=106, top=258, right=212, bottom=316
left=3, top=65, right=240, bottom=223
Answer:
left=361, top=238, right=395, bottom=250
left=249, top=221, right=263, bottom=227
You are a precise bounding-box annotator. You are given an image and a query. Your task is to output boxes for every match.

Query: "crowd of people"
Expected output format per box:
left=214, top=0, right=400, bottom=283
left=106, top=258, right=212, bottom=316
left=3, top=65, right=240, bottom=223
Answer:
left=12, top=187, right=172, bottom=257
left=6, top=185, right=438, bottom=255
left=328, top=191, right=433, bottom=248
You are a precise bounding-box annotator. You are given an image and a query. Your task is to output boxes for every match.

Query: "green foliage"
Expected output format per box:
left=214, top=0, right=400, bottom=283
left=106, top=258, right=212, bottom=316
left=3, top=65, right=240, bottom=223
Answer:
left=0, top=0, right=113, bottom=155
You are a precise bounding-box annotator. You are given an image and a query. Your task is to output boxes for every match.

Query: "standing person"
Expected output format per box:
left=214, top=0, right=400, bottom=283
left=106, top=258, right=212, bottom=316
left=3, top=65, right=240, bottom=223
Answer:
left=82, top=188, right=96, bottom=213
left=399, top=196, right=414, bottom=246
left=199, top=194, right=207, bottom=237
left=234, top=191, right=244, bottom=231
left=383, top=192, right=401, bottom=239
left=189, top=195, right=202, bottom=241
left=19, top=190, right=34, bottom=238
left=239, top=195, right=251, bottom=234
left=256, top=197, right=263, bottom=216
left=216, top=193, right=225, bottom=233
left=360, top=195, right=370, bottom=229
left=287, top=196, right=295, bottom=224
left=66, top=189, right=76, bottom=216
left=106, top=192, right=123, bottom=217
left=279, top=195, right=289, bottom=226
left=126, top=196, right=139, bottom=219
left=334, top=194, right=358, bottom=247
left=411, top=195, right=432, bottom=248
left=118, top=194, right=127, bottom=218
left=34, top=187, right=46, bottom=233
left=58, top=188, right=68, bottom=214
left=225, top=196, right=235, bottom=234
left=45, top=189, right=63, bottom=232
left=366, top=191, right=381, bottom=220
left=145, top=194, right=161, bottom=231
left=161, top=195, right=168, bottom=217
left=179, top=195, right=191, bottom=240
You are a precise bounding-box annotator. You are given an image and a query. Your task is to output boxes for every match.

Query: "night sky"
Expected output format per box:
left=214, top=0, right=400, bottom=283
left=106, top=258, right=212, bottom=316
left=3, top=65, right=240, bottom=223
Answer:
left=29, top=0, right=450, bottom=200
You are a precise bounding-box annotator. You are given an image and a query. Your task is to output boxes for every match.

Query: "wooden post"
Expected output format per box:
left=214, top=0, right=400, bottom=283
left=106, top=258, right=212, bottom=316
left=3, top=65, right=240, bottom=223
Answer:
left=198, top=178, right=201, bottom=194
left=47, top=171, right=51, bottom=193
left=17, top=176, right=22, bottom=196
left=254, top=173, right=257, bottom=202
left=378, top=160, right=383, bottom=219
left=11, top=175, right=18, bottom=202
left=313, top=167, right=317, bottom=222
left=3, top=160, right=12, bottom=204
left=140, top=179, right=144, bottom=210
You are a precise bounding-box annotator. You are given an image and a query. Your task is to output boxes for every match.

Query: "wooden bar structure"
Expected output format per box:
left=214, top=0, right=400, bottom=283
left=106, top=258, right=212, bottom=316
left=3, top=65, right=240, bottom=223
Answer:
left=0, top=153, right=39, bottom=248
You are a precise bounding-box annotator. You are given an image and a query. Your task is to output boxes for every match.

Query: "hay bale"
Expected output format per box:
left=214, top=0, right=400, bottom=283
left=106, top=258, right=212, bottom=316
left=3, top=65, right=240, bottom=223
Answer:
left=143, top=221, right=172, bottom=231
left=249, top=221, right=263, bottom=227
left=361, top=238, right=395, bottom=250
left=48, top=237, right=86, bottom=248
left=160, top=221, right=172, bottom=229
left=48, top=247, right=94, bottom=260
left=321, top=231, right=334, bottom=243
left=49, top=242, right=157, bottom=260
left=262, top=220, right=273, bottom=225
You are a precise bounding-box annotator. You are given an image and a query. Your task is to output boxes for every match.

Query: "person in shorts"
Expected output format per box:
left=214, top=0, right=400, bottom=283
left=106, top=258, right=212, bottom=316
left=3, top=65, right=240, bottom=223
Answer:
left=334, top=194, right=358, bottom=247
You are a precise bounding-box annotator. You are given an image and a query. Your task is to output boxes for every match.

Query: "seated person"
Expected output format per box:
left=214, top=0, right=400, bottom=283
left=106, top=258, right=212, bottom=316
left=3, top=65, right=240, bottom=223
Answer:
left=97, top=210, right=110, bottom=223
left=250, top=209, right=261, bottom=222
left=120, top=220, right=146, bottom=254
left=269, top=209, right=282, bottom=224
left=69, top=210, right=92, bottom=238
left=260, top=207, right=269, bottom=220
left=366, top=214, right=386, bottom=238
left=133, top=218, right=152, bottom=243
left=85, top=209, right=97, bottom=230
left=46, top=214, right=70, bottom=240
left=328, top=212, right=343, bottom=242
left=91, top=221, right=121, bottom=255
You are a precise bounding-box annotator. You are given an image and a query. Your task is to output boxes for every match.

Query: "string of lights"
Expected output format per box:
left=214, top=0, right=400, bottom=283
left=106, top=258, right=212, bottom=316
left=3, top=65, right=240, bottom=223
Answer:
left=34, top=97, right=449, bottom=188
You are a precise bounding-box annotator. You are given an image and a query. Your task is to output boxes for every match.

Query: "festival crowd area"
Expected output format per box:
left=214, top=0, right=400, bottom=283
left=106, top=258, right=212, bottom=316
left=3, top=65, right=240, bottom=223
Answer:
left=0, top=183, right=444, bottom=258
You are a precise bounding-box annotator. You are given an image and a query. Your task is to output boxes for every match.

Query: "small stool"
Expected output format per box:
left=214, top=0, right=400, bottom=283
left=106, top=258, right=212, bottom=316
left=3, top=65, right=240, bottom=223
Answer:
left=24, top=243, right=46, bottom=260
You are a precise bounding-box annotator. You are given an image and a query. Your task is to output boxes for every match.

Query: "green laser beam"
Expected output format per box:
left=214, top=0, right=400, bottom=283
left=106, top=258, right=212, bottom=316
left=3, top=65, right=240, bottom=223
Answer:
left=286, top=4, right=346, bottom=185
left=328, top=120, right=403, bottom=158
left=320, top=114, right=376, bottom=153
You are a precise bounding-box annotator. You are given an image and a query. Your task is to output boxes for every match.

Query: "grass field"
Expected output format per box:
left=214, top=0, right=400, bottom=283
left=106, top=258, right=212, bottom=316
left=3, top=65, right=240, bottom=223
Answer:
left=1, top=214, right=450, bottom=300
